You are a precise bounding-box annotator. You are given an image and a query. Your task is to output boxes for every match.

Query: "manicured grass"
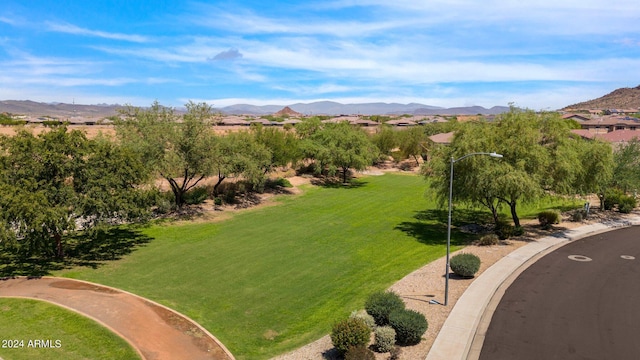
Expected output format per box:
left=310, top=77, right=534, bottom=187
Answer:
left=0, top=298, right=140, bottom=360
left=56, top=173, right=579, bottom=359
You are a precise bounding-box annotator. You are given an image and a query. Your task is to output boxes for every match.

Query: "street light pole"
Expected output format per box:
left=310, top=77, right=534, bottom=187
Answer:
left=444, top=152, right=502, bottom=306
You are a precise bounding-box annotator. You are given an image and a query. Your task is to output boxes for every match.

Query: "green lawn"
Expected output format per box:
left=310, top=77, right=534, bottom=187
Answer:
left=55, top=173, right=579, bottom=359
left=0, top=298, right=140, bottom=360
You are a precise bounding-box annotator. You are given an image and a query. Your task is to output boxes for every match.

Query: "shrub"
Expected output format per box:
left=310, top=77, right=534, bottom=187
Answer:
left=184, top=187, right=209, bottom=205
left=618, top=195, right=637, bottom=214
left=388, top=309, right=428, bottom=346
left=494, top=219, right=513, bottom=240
left=603, top=189, right=624, bottom=210
left=223, top=188, right=237, bottom=204
left=345, top=345, right=375, bottom=360
left=374, top=326, right=396, bottom=353
left=365, top=291, right=405, bottom=326
left=388, top=346, right=402, bottom=360
left=213, top=197, right=223, bottom=206
left=330, top=318, right=371, bottom=355
left=513, top=226, right=525, bottom=236
left=350, top=309, right=376, bottom=331
left=478, top=234, right=499, bottom=246
left=450, top=253, right=481, bottom=278
left=571, top=210, right=585, bottom=222
left=398, top=162, right=414, bottom=171
left=537, top=210, right=560, bottom=229
left=274, top=177, right=293, bottom=188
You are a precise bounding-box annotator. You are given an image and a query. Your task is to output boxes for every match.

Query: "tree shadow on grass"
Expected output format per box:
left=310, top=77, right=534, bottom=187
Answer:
left=0, top=227, right=152, bottom=277
left=395, top=209, right=491, bottom=246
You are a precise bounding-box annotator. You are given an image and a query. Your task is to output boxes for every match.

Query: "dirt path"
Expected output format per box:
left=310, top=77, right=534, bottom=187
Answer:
left=0, top=277, right=234, bottom=360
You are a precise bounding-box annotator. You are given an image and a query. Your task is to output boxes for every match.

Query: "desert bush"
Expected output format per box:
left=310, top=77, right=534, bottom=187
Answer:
left=398, top=162, right=414, bottom=171
left=450, top=253, right=481, bottom=278
left=365, top=291, right=405, bottom=326
left=388, top=346, right=402, bottom=360
left=374, top=326, right=396, bottom=353
left=330, top=318, right=371, bottom=355
left=350, top=309, right=376, bottom=331
left=494, top=219, right=513, bottom=240
left=603, top=189, right=624, bottom=210
left=478, top=234, right=499, bottom=246
left=537, top=210, right=560, bottom=229
left=152, top=190, right=175, bottom=214
left=618, top=195, right=637, bottom=214
left=571, top=210, right=585, bottom=222
left=184, top=187, right=209, bottom=205
left=344, top=345, right=375, bottom=360
left=513, top=226, right=525, bottom=236
left=388, top=309, right=428, bottom=346
left=213, top=197, right=223, bottom=206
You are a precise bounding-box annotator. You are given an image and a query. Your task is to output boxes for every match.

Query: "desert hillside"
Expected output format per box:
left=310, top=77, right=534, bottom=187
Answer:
left=564, top=85, right=640, bottom=110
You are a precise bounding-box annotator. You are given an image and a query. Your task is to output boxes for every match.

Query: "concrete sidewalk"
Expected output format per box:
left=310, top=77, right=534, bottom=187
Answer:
left=425, top=215, right=640, bottom=360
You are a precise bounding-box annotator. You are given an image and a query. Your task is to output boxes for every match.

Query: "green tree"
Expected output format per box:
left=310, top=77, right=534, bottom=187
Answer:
left=428, top=109, right=583, bottom=227
left=212, top=131, right=272, bottom=195
left=0, top=128, right=150, bottom=258
left=371, top=125, right=397, bottom=157
left=303, top=122, right=379, bottom=183
left=252, top=126, right=302, bottom=174
left=116, top=101, right=216, bottom=208
left=611, top=138, right=640, bottom=193
left=427, top=122, right=505, bottom=225
left=398, top=127, right=429, bottom=166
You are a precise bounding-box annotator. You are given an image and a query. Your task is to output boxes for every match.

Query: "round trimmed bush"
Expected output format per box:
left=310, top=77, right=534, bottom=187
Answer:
left=345, top=345, right=375, bottom=360
left=537, top=210, right=560, bottom=229
left=450, top=253, right=481, bottom=278
left=478, top=233, right=499, bottom=246
left=388, top=309, right=428, bottom=346
left=364, top=291, right=405, bottom=326
left=330, top=318, right=371, bottom=355
left=350, top=309, right=376, bottom=331
left=374, top=326, right=396, bottom=353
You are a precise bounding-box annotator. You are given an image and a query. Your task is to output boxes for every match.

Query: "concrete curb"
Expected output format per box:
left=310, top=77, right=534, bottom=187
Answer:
left=425, top=216, right=640, bottom=360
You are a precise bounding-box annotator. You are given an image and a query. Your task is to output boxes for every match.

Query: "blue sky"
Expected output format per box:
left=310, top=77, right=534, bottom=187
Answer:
left=1, top=0, right=639, bottom=110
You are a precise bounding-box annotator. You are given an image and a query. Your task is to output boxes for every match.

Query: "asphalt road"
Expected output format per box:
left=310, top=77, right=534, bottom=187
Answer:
left=479, top=226, right=640, bottom=360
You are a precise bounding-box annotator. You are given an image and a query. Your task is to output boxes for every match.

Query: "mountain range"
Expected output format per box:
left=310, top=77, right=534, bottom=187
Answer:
left=0, top=100, right=510, bottom=117
left=5, top=85, right=639, bottom=118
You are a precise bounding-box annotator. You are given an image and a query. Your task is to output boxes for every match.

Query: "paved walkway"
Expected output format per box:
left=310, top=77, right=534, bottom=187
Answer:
left=426, top=215, right=640, bottom=360
left=0, top=277, right=235, bottom=360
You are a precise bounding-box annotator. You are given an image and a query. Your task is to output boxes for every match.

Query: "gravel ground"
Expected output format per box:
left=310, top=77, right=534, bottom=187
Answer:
left=272, top=210, right=628, bottom=360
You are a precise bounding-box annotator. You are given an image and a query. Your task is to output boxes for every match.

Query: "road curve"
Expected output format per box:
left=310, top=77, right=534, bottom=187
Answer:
left=478, top=226, right=640, bottom=360
left=0, top=276, right=235, bottom=360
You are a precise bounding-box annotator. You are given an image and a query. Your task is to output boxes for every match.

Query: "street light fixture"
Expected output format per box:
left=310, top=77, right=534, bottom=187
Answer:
left=444, top=152, right=503, bottom=306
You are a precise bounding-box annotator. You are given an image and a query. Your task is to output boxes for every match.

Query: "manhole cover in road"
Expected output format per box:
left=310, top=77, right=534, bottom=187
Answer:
left=621, top=255, right=636, bottom=260
left=568, top=255, right=592, bottom=262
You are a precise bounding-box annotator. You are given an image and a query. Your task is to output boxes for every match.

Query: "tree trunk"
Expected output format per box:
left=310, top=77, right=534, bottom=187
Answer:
left=342, top=167, right=348, bottom=183
left=55, top=233, right=64, bottom=259
left=213, top=174, right=226, bottom=196
left=509, top=201, right=520, bottom=227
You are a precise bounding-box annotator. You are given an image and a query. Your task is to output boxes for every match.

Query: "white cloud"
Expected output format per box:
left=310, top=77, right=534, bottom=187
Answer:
left=46, top=22, right=150, bottom=43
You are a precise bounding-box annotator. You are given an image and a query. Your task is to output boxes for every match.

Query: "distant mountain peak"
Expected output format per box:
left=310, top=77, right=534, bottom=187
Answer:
left=564, top=85, right=640, bottom=110
left=274, top=106, right=302, bottom=117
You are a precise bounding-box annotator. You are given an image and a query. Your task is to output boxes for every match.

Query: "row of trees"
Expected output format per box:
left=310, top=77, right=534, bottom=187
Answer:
left=2, top=102, right=636, bottom=259
left=2, top=101, right=421, bottom=258
left=426, top=108, right=640, bottom=227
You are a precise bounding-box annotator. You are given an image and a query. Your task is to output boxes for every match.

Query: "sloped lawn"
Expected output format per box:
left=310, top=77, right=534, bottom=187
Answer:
left=57, top=173, right=577, bottom=359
